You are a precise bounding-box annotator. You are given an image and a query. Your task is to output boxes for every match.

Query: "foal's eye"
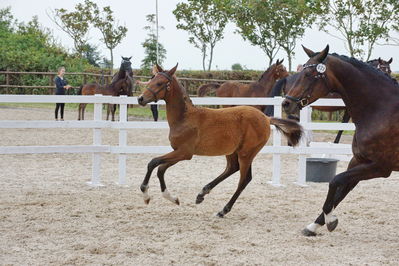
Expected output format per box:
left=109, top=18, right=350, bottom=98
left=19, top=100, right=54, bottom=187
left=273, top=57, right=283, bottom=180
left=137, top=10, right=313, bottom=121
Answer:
left=157, top=82, right=162, bottom=86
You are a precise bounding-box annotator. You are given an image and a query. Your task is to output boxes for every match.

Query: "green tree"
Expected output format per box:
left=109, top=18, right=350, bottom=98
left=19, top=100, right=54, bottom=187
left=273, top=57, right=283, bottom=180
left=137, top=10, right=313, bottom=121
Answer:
left=273, top=0, right=317, bottom=71
left=91, top=2, right=128, bottom=73
left=230, top=0, right=281, bottom=67
left=50, top=1, right=95, bottom=56
left=231, top=63, right=244, bottom=70
left=141, top=14, right=167, bottom=70
left=315, top=0, right=399, bottom=60
left=81, top=43, right=102, bottom=67
left=173, top=0, right=228, bottom=71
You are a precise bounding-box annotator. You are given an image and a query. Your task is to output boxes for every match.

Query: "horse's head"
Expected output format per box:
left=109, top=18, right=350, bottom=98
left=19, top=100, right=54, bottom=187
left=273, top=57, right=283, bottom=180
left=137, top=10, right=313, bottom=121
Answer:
left=282, top=45, right=331, bottom=114
left=272, top=59, right=289, bottom=80
left=121, top=56, right=133, bottom=76
left=260, top=59, right=289, bottom=82
left=137, top=63, right=178, bottom=106
left=377, top=57, right=392, bottom=75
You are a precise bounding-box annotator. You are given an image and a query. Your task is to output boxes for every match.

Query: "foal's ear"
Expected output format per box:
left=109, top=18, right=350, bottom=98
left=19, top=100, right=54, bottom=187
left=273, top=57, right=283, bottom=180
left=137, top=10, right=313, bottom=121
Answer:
left=168, top=63, right=179, bottom=77
left=388, top=57, right=393, bottom=64
left=155, top=63, right=164, bottom=73
left=314, top=45, right=329, bottom=63
left=302, top=45, right=315, bottom=58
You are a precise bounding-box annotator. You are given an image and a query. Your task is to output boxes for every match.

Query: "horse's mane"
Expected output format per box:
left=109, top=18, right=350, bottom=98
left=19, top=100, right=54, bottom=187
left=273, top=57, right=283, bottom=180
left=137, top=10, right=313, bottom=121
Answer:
left=329, top=53, right=398, bottom=87
left=258, top=64, right=274, bottom=82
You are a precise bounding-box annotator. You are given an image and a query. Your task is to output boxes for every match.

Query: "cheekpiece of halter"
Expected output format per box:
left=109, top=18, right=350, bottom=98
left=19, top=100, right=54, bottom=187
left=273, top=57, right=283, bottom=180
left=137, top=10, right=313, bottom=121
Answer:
left=303, top=63, right=326, bottom=79
left=146, top=72, right=172, bottom=102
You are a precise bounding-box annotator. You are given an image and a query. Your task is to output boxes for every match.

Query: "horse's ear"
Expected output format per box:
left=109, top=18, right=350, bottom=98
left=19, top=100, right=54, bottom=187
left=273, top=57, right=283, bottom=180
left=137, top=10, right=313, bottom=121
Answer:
left=388, top=57, right=393, bottom=64
left=276, top=59, right=280, bottom=65
left=302, top=45, right=315, bottom=58
left=378, top=57, right=383, bottom=64
left=279, top=58, right=284, bottom=64
left=128, top=56, right=132, bottom=60
left=314, top=45, right=329, bottom=63
left=155, top=63, right=163, bottom=73
left=168, top=63, right=179, bottom=76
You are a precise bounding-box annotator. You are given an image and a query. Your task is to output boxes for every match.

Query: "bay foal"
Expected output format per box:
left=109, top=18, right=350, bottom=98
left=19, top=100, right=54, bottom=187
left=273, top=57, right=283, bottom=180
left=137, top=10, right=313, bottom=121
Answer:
left=137, top=64, right=303, bottom=217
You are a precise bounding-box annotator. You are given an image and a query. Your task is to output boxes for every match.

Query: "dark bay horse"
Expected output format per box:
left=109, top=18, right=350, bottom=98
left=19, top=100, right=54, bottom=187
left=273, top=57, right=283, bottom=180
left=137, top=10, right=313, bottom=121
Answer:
left=266, top=56, right=394, bottom=143
left=137, top=64, right=303, bottom=217
left=197, top=59, right=289, bottom=112
left=367, top=57, right=393, bottom=75
left=78, top=57, right=133, bottom=121
left=282, top=45, right=399, bottom=236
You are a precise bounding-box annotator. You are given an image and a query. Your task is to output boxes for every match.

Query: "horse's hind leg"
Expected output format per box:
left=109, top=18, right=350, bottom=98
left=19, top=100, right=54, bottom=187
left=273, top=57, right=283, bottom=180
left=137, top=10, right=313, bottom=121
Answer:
left=196, top=153, right=239, bottom=204
left=217, top=161, right=253, bottom=218
left=157, top=162, right=179, bottom=205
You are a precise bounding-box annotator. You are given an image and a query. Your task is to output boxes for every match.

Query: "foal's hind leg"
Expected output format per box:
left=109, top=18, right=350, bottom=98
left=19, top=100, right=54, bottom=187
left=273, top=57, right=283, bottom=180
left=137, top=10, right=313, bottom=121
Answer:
left=196, top=153, right=239, bottom=204
left=157, top=162, right=179, bottom=205
left=217, top=155, right=254, bottom=218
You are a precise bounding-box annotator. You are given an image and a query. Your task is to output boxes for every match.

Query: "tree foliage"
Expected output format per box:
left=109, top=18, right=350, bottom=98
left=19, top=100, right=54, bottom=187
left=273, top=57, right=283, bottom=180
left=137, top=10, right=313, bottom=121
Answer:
left=141, top=14, right=167, bottom=70
left=315, top=0, right=399, bottom=60
left=173, top=0, right=228, bottom=71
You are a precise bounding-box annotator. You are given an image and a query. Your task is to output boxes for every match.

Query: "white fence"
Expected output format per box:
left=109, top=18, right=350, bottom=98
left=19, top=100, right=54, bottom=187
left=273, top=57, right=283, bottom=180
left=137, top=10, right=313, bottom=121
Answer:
left=0, top=94, right=355, bottom=187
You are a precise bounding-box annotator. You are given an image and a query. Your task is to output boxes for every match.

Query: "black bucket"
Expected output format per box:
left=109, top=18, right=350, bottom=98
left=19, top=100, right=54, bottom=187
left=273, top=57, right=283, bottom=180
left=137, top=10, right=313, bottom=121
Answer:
left=306, top=158, right=339, bottom=182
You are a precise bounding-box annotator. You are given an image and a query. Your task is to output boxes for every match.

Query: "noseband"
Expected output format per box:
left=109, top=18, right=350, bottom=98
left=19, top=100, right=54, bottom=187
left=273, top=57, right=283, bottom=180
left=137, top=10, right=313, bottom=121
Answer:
left=285, top=63, right=329, bottom=109
left=146, top=72, right=172, bottom=102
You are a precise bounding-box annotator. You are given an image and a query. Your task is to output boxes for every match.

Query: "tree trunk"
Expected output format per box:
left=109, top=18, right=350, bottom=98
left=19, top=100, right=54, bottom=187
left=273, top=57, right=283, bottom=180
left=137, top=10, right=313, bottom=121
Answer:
left=110, top=48, right=114, bottom=75
left=202, top=45, right=206, bottom=71
left=207, top=45, right=214, bottom=71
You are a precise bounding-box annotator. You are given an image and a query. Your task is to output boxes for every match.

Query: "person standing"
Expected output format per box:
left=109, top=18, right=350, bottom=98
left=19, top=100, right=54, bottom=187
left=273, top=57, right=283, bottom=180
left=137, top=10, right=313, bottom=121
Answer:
left=136, top=65, right=159, bottom=121
left=54, top=66, right=72, bottom=121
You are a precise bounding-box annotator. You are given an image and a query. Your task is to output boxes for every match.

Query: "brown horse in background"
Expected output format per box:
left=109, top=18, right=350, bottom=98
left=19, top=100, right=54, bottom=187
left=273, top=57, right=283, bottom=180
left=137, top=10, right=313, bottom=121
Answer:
left=197, top=59, right=289, bottom=112
left=137, top=64, right=303, bottom=217
left=282, top=45, right=399, bottom=236
left=78, top=57, right=133, bottom=121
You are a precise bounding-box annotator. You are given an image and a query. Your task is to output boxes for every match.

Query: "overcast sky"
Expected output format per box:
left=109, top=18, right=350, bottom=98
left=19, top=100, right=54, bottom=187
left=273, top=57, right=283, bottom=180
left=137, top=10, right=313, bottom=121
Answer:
left=2, top=0, right=399, bottom=71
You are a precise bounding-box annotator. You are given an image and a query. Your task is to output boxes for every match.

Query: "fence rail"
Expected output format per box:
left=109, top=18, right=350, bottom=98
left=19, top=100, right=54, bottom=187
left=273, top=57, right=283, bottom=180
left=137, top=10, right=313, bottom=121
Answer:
left=0, top=95, right=354, bottom=186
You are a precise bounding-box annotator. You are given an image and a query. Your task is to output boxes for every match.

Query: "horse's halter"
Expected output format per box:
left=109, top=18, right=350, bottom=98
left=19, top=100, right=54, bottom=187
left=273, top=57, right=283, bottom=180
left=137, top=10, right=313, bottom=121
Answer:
left=146, top=72, right=172, bottom=102
left=377, top=63, right=391, bottom=74
left=285, top=62, right=329, bottom=109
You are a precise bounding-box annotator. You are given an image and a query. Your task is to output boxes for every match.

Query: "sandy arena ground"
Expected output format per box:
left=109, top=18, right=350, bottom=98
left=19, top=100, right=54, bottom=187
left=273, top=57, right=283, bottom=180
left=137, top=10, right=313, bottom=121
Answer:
left=1, top=106, right=399, bottom=265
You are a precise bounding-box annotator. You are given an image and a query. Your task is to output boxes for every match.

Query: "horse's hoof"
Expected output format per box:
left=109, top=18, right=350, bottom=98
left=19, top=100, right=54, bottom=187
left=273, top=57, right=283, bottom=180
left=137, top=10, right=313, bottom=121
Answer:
left=216, top=212, right=224, bottom=218
left=327, top=218, right=339, bottom=232
left=144, top=198, right=150, bottom=205
left=302, top=228, right=317, bottom=237
left=195, top=195, right=204, bottom=204
left=174, top=198, right=180, bottom=205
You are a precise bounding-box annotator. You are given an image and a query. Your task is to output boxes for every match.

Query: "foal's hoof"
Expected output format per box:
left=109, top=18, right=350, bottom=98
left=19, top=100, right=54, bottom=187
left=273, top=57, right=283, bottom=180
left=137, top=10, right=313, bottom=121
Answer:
left=195, top=195, right=204, bottom=204
left=144, top=198, right=150, bottom=205
left=216, top=212, right=225, bottom=218
left=302, top=228, right=317, bottom=237
left=174, top=198, right=180, bottom=205
left=327, top=218, right=339, bottom=232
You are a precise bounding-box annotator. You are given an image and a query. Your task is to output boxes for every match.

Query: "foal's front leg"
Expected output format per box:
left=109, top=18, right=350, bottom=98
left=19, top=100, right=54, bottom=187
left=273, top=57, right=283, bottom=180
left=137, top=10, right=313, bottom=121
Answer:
left=140, top=149, right=192, bottom=204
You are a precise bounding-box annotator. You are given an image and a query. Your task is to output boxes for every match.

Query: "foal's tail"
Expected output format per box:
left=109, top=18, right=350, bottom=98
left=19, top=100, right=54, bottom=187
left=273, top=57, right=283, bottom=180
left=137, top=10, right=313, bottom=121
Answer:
left=197, top=83, right=221, bottom=97
left=270, top=117, right=303, bottom=146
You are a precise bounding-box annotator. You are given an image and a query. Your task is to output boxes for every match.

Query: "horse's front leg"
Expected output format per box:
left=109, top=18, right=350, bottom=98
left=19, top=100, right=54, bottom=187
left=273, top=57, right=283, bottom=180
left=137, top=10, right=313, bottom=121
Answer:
left=140, top=149, right=192, bottom=205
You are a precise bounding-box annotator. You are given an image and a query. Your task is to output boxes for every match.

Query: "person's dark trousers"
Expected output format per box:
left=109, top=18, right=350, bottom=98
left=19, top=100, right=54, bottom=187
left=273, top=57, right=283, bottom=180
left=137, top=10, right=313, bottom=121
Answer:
left=55, top=103, right=65, bottom=119
left=150, top=104, right=158, bottom=121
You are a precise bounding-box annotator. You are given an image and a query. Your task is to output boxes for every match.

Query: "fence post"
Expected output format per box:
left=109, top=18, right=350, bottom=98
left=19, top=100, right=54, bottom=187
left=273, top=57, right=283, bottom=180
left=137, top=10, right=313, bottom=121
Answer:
left=269, top=96, right=283, bottom=187
left=5, top=69, right=10, bottom=94
left=87, top=94, right=104, bottom=187
left=118, top=96, right=128, bottom=186
left=294, top=106, right=311, bottom=187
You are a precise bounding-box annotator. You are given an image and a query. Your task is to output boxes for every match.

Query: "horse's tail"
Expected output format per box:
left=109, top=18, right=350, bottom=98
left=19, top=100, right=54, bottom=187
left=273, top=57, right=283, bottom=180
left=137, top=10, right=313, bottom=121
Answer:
left=264, top=78, right=287, bottom=116
left=269, top=117, right=303, bottom=146
left=77, top=85, right=83, bottom=95
left=197, top=83, right=221, bottom=97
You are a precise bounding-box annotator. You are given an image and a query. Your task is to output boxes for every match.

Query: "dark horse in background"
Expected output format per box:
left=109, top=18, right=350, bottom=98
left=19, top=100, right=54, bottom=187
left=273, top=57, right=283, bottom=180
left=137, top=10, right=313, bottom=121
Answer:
left=282, top=45, right=399, bottom=236
left=265, top=56, right=394, bottom=143
left=78, top=56, right=133, bottom=121
left=197, top=59, right=289, bottom=112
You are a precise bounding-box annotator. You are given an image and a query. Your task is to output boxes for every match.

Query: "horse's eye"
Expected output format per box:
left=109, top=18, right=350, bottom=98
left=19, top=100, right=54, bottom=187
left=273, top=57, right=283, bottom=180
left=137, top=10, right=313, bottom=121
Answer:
left=157, top=82, right=162, bottom=86
left=305, top=72, right=312, bottom=77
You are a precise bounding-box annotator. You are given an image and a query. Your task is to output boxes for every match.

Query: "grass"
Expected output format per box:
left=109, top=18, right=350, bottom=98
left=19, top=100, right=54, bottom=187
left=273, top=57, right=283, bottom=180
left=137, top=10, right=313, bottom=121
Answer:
left=0, top=102, right=167, bottom=120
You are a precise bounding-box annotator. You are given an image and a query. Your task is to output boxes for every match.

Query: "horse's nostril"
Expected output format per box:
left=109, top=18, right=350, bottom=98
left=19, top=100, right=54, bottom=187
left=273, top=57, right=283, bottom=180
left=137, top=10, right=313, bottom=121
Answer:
left=282, top=100, right=290, bottom=108
left=138, top=96, right=143, bottom=104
